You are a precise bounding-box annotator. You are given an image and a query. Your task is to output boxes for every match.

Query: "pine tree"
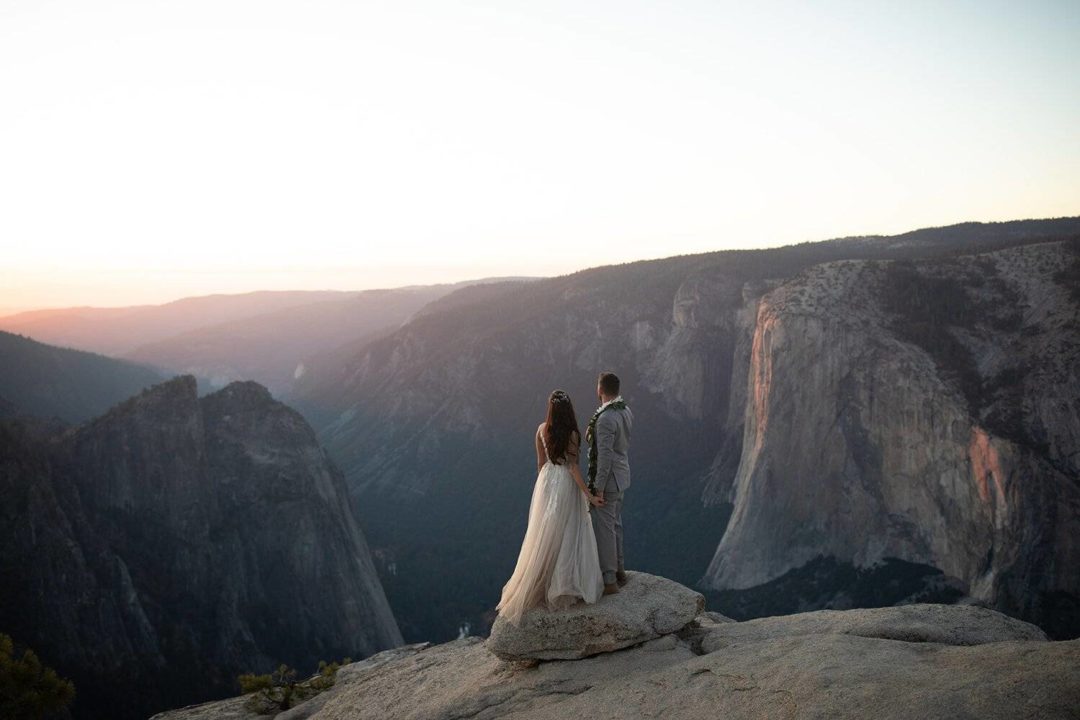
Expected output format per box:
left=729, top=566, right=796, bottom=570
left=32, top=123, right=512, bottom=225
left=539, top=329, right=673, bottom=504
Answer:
left=0, top=632, right=76, bottom=720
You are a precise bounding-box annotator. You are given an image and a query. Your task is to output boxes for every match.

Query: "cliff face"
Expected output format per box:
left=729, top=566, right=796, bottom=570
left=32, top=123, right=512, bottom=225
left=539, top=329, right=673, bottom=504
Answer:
left=0, top=375, right=402, bottom=720
left=286, top=219, right=1080, bottom=643
left=701, top=240, right=1080, bottom=637
left=292, top=262, right=746, bottom=642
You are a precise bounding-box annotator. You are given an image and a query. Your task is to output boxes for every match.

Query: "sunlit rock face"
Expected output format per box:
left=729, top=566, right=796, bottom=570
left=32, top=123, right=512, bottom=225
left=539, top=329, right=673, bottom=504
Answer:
left=701, top=240, right=1080, bottom=637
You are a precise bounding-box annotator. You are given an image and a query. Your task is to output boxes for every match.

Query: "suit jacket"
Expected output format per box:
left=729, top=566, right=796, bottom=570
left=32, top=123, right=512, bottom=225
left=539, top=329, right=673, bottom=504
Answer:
left=595, top=404, right=633, bottom=493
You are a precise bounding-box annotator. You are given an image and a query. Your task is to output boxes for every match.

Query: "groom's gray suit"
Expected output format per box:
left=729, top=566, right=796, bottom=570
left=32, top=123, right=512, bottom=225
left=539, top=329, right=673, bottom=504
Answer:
left=589, top=403, right=633, bottom=586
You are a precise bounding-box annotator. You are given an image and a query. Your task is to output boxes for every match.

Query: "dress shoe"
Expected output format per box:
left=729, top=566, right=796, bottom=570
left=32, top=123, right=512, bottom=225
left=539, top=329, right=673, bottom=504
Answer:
left=603, top=583, right=620, bottom=595
left=615, top=570, right=628, bottom=587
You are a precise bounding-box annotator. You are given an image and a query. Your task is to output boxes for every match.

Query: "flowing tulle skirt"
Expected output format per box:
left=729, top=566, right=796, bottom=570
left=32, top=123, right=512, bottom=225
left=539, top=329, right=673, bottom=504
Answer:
left=496, top=461, right=604, bottom=625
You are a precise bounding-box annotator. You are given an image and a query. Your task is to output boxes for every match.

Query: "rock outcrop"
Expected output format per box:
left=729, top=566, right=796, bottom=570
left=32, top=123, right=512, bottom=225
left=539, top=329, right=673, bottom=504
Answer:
left=486, top=571, right=704, bottom=660
left=150, top=578, right=1080, bottom=720
left=0, top=375, right=402, bottom=720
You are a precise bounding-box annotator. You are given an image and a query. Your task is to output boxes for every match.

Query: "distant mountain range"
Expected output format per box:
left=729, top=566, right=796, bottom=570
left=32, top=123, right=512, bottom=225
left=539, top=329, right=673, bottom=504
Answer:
left=282, top=217, right=1080, bottom=643
left=0, top=279, right=536, bottom=397
left=122, top=284, right=466, bottom=396
left=0, top=290, right=353, bottom=356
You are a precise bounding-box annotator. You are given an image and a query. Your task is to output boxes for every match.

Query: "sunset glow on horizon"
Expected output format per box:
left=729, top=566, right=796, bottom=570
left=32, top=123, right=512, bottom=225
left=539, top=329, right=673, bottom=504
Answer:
left=2, top=0, right=1078, bottom=313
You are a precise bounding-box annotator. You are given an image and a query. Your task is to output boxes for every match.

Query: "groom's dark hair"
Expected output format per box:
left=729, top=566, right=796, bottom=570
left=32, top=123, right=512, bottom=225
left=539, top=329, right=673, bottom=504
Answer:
left=598, top=372, right=620, bottom=396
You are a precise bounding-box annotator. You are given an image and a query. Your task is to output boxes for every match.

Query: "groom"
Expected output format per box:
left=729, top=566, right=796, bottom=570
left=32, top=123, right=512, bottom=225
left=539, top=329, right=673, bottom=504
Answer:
left=586, top=371, right=633, bottom=595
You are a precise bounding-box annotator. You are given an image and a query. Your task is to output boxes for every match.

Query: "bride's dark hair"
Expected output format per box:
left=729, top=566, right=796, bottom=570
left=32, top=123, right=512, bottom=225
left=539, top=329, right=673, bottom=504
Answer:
left=544, top=389, right=580, bottom=465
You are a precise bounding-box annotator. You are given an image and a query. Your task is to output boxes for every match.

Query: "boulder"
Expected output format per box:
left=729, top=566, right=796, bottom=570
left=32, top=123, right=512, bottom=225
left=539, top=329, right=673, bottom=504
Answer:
left=485, top=571, right=704, bottom=661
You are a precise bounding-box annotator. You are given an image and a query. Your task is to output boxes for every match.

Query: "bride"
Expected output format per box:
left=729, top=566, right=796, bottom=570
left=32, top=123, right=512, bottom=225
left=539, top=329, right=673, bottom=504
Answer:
left=495, top=389, right=606, bottom=625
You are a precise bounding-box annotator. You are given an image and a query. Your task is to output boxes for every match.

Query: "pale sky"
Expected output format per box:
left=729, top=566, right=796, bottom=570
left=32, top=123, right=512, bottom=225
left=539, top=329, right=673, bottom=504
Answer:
left=1, top=0, right=1078, bottom=312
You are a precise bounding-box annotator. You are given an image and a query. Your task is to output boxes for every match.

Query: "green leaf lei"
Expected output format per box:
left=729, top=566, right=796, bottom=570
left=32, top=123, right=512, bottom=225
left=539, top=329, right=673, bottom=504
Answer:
left=585, top=399, right=627, bottom=494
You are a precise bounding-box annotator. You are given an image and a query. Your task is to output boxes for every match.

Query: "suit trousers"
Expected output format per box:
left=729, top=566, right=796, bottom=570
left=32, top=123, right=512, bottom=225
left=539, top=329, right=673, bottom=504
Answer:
left=589, top=486, right=624, bottom=586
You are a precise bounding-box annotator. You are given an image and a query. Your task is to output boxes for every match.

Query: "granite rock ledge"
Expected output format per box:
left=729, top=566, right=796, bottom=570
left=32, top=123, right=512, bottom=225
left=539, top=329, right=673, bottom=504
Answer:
left=485, top=571, right=706, bottom=661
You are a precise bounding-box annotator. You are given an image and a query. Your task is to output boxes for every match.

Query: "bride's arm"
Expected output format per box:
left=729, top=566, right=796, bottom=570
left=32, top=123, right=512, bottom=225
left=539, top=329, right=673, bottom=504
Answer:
left=569, top=463, right=602, bottom=505
left=535, top=424, right=545, bottom=473
left=567, top=433, right=604, bottom=506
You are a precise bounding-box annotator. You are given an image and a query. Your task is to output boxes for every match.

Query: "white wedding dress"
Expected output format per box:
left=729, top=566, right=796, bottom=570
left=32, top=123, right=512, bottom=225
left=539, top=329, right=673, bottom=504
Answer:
left=495, top=429, right=604, bottom=625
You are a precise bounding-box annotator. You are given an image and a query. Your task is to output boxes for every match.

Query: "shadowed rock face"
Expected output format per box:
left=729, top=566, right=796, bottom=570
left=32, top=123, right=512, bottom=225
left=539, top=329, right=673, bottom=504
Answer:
left=0, top=375, right=402, bottom=720
left=149, top=579, right=1079, bottom=720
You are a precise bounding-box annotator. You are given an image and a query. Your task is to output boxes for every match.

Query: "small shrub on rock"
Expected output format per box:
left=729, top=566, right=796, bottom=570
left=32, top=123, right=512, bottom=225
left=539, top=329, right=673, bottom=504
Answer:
left=237, top=656, right=351, bottom=715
